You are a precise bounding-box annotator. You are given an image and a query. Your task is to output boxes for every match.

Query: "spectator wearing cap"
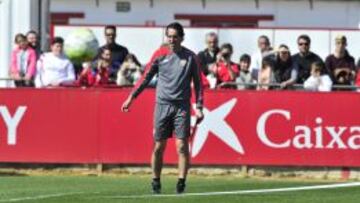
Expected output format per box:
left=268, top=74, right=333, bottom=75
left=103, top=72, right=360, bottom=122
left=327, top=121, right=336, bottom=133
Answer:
left=250, top=35, right=274, bottom=80
left=325, top=35, right=356, bottom=88
left=271, top=44, right=298, bottom=89
left=197, top=32, right=220, bottom=75
left=292, top=35, right=323, bottom=84
left=304, top=61, right=332, bottom=92
left=35, top=37, right=75, bottom=88
left=209, top=43, right=239, bottom=89
left=10, top=33, right=37, bottom=87
left=96, top=25, right=129, bottom=81
left=236, top=54, right=255, bottom=90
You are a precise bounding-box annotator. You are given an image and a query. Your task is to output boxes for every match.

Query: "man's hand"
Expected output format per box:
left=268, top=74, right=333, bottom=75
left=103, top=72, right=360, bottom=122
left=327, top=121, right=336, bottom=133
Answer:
left=195, top=108, right=204, bottom=124
left=121, top=95, right=134, bottom=112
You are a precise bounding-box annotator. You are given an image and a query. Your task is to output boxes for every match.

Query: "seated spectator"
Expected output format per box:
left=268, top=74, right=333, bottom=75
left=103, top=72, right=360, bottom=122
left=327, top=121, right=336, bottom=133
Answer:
left=10, top=33, right=37, bottom=87
left=325, top=35, right=355, bottom=88
left=271, top=44, right=298, bottom=89
left=292, top=34, right=323, bottom=84
left=209, top=43, right=239, bottom=88
left=304, top=61, right=332, bottom=92
left=78, top=47, right=112, bottom=87
left=236, top=54, right=255, bottom=90
left=26, top=30, right=42, bottom=59
left=116, top=53, right=142, bottom=86
left=197, top=32, right=220, bottom=75
left=257, top=59, right=275, bottom=90
left=35, top=37, right=75, bottom=88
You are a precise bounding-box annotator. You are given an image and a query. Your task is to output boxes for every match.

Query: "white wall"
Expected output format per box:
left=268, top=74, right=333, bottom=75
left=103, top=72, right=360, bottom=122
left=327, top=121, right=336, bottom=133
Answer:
left=51, top=0, right=360, bottom=29
left=54, top=25, right=360, bottom=65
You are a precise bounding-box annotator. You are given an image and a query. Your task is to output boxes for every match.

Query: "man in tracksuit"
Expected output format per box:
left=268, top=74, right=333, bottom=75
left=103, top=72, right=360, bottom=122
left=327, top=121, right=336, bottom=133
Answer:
left=121, top=22, right=204, bottom=194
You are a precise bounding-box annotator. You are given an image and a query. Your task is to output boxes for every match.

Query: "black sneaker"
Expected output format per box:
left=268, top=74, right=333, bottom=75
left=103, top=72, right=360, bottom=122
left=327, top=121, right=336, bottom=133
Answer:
left=176, top=181, right=186, bottom=194
left=151, top=180, right=161, bottom=194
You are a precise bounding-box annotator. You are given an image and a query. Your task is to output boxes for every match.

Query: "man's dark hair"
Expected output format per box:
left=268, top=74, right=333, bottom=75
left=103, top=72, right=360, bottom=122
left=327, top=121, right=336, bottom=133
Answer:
left=258, top=35, right=270, bottom=45
left=298, top=34, right=311, bottom=44
left=240, top=54, right=251, bottom=63
left=105, top=25, right=116, bottom=33
left=166, top=22, right=185, bottom=38
left=51, top=37, right=64, bottom=45
left=220, top=43, right=233, bottom=52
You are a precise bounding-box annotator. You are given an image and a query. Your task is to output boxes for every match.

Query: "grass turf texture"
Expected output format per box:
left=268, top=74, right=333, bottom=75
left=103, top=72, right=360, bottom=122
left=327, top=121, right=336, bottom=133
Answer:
left=0, top=175, right=359, bottom=203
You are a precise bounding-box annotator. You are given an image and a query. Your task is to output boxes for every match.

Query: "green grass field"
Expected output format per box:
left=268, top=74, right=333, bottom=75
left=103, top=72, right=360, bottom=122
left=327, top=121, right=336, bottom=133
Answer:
left=0, top=175, right=359, bottom=203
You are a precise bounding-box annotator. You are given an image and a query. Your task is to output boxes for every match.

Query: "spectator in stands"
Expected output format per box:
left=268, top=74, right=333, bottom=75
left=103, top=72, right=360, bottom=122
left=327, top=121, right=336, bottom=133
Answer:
left=325, top=35, right=355, bottom=87
left=10, top=33, right=37, bottom=87
left=271, top=44, right=298, bottom=89
left=292, top=34, right=323, bottom=84
left=26, top=30, right=42, bottom=59
left=116, top=53, right=142, bottom=86
left=35, top=37, right=75, bottom=88
left=197, top=32, right=220, bottom=75
left=97, top=25, right=129, bottom=81
left=355, top=59, right=360, bottom=89
left=78, top=47, right=111, bottom=87
left=257, top=59, right=275, bottom=90
left=250, top=35, right=274, bottom=80
left=209, top=43, right=239, bottom=89
left=304, top=61, right=332, bottom=92
left=236, top=54, right=255, bottom=90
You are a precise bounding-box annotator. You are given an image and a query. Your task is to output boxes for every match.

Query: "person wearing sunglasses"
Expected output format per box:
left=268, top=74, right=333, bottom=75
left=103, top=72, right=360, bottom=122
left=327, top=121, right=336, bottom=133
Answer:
left=292, top=35, right=323, bottom=84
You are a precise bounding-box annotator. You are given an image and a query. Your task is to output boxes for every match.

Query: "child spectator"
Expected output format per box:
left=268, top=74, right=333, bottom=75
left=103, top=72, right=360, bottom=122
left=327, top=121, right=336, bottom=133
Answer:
left=10, top=33, right=37, bottom=87
left=236, top=54, right=255, bottom=90
left=257, top=59, right=275, bottom=90
left=78, top=47, right=112, bottom=87
left=304, top=61, right=332, bottom=92
left=116, top=53, right=142, bottom=86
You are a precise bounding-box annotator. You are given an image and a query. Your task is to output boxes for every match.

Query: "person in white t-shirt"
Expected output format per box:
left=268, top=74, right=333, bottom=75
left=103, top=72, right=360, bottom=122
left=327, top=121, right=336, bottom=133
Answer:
left=35, top=37, right=75, bottom=88
left=250, top=35, right=274, bottom=80
left=304, top=61, right=332, bottom=92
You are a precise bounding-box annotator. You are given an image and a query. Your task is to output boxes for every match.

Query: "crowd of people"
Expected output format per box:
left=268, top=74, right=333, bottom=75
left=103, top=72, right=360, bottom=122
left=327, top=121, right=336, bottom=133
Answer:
left=8, top=25, right=360, bottom=91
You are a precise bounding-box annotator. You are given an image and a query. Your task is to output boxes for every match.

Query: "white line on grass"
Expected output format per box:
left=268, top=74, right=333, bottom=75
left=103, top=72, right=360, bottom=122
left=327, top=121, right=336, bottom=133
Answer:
left=0, top=192, right=90, bottom=202
left=103, top=182, right=360, bottom=199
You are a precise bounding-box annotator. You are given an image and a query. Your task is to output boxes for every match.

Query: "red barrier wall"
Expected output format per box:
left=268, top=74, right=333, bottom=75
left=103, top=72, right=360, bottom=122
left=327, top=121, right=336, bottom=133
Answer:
left=0, top=88, right=359, bottom=167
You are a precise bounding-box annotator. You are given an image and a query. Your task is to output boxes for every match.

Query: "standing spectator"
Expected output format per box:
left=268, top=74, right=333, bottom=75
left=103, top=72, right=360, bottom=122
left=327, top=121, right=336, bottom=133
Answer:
left=116, top=53, right=143, bottom=86
left=78, top=47, right=112, bottom=87
left=35, top=37, right=75, bottom=88
left=236, top=54, right=255, bottom=90
left=271, top=45, right=298, bottom=89
left=257, top=59, right=275, bottom=90
left=197, top=32, right=220, bottom=75
left=26, top=30, right=42, bottom=59
left=325, top=35, right=355, bottom=87
left=97, top=25, right=129, bottom=80
left=250, top=35, right=274, bottom=80
left=292, top=35, right=323, bottom=84
left=209, top=43, right=239, bottom=88
left=304, top=61, right=332, bottom=92
left=10, top=33, right=37, bottom=87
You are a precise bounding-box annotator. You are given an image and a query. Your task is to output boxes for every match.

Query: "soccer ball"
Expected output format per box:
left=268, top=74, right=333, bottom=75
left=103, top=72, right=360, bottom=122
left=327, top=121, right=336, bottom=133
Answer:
left=64, top=28, right=99, bottom=65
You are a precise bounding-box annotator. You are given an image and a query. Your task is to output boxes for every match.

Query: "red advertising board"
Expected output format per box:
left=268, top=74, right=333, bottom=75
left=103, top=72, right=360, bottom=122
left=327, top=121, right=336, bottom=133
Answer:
left=0, top=88, right=359, bottom=167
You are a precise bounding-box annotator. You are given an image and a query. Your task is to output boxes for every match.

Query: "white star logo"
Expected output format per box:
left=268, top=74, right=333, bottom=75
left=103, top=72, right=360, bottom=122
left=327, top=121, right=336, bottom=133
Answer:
left=190, top=98, right=245, bottom=158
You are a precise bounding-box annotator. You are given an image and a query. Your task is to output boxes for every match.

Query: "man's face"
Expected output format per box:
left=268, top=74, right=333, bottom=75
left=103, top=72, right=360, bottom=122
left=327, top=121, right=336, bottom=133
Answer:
left=206, top=35, right=218, bottom=52
left=105, top=28, right=116, bottom=44
left=258, top=38, right=269, bottom=51
left=27, top=33, right=37, bottom=46
left=298, top=38, right=310, bottom=54
left=166, top=28, right=183, bottom=51
left=335, top=40, right=346, bottom=53
left=51, top=43, right=63, bottom=56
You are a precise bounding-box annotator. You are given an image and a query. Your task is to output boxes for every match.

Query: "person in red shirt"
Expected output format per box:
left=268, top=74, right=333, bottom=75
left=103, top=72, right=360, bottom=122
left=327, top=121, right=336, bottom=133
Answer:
left=209, top=43, right=239, bottom=88
left=78, top=47, right=111, bottom=87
